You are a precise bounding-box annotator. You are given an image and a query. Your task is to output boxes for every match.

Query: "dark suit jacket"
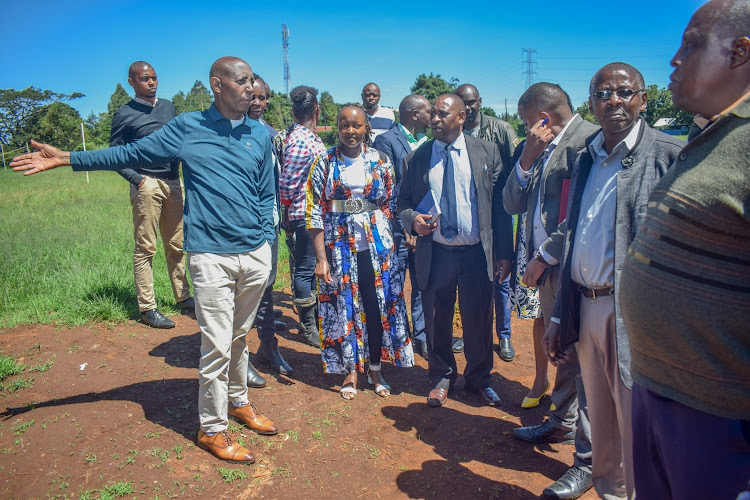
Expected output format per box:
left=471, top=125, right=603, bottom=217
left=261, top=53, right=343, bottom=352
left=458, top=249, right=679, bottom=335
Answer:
left=397, top=135, right=513, bottom=290
left=502, top=115, right=599, bottom=261
left=372, top=123, right=411, bottom=187
left=553, top=121, right=684, bottom=387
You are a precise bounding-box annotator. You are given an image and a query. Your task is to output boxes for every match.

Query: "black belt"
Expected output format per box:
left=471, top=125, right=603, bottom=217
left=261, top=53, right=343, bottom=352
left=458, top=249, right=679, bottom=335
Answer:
left=433, top=242, right=482, bottom=252
left=577, top=284, right=614, bottom=299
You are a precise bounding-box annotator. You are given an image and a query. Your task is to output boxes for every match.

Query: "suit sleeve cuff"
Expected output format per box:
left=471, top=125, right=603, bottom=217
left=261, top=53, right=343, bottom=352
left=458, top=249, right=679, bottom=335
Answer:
left=537, top=247, right=558, bottom=266
left=515, top=160, right=531, bottom=187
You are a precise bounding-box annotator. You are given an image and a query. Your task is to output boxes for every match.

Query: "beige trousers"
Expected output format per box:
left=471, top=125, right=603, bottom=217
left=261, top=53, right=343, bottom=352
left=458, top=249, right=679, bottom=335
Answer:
left=576, top=294, right=634, bottom=500
left=130, top=177, right=190, bottom=312
left=188, top=245, right=271, bottom=434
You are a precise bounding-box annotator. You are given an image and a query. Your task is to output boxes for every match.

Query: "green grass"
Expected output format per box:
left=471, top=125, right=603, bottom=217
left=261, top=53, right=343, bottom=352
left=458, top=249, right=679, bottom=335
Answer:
left=0, top=168, right=290, bottom=328
left=0, top=354, right=26, bottom=380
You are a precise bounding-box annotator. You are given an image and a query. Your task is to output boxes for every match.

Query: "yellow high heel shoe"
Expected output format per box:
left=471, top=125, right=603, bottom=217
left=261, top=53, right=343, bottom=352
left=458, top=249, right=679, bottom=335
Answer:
left=521, top=382, right=550, bottom=409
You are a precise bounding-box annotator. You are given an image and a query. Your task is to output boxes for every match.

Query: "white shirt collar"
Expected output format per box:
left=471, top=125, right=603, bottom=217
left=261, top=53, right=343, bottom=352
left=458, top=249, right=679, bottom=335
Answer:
left=590, top=118, right=641, bottom=158
left=434, top=132, right=467, bottom=152
left=134, top=96, right=158, bottom=107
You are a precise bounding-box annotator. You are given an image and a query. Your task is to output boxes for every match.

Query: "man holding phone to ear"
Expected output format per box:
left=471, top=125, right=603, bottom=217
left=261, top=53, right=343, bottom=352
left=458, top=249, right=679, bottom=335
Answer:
left=503, top=82, right=598, bottom=500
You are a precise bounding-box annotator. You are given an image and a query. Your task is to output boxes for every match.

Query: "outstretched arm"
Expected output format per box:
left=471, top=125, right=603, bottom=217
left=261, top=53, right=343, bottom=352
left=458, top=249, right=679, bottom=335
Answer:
left=10, top=140, right=71, bottom=175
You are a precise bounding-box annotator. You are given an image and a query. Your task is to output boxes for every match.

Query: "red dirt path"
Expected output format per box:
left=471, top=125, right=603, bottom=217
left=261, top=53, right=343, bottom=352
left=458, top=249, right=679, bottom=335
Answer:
left=0, top=289, right=596, bottom=499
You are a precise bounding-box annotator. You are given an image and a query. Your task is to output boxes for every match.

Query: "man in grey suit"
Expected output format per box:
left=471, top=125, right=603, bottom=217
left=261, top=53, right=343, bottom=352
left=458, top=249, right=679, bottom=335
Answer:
left=398, top=94, right=513, bottom=407
left=503, top=83, right=597, bottom=500
left=373, top=95, right=431, bottom=359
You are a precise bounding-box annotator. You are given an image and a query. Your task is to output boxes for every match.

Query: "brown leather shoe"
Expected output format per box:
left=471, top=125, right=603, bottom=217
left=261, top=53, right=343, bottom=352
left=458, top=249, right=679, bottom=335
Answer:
left=228, top=401, right=279, bottom=435
left=427, top=387, right=449, bottom=407
left=197, top=430, right=255, bottom=463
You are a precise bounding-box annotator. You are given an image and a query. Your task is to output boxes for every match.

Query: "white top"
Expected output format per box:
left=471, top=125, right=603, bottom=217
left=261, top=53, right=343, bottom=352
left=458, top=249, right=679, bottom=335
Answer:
left=341, top=154, right=370, bottom=251
left=368, top=105, right=396, bottom=140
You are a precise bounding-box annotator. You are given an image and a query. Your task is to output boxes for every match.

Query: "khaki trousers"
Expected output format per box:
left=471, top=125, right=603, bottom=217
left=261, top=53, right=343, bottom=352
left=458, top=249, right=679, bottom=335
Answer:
left=576, top=294, right=634, bottom=500
left=130, top=177, right=190, bottom=312
left=188, top=245, right=271, bottom=434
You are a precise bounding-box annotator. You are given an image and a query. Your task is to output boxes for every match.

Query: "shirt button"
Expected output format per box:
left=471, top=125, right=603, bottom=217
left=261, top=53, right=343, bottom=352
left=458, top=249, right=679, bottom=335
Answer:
left=588, top=214, right=593, bottom=219
left=596, top=188, right=600, bottom=192
left=603, top=162, right=608, bottom=166
left=679, top=153, right=687, bottom=160
left=583, top=267, right=588, bottom=272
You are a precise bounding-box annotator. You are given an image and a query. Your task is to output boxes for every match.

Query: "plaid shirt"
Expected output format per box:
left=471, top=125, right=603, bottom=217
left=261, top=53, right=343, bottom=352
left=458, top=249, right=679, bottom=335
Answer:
left=281, top=123, right=326, bottom=220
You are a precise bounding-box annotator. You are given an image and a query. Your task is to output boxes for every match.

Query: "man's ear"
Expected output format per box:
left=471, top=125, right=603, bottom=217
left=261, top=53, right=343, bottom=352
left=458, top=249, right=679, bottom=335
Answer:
left=127, top=77, right=135, bottom=90
left=210, top=76, right=222, bottom=94
left=730, top=36, right=750, bottom=69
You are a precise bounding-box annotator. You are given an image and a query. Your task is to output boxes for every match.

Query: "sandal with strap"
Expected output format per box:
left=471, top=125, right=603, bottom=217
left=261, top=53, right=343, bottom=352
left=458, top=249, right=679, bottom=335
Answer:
left=367, top=363, right=390, bottom=398
left=340, top=371, right=357, bottom=400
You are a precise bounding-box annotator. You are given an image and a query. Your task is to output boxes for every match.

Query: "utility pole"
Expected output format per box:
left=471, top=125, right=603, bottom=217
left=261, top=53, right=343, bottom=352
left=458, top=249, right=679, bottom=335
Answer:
left=282, top=24, right=291, bottom=96
left=521, top=49, right=538, bottom=89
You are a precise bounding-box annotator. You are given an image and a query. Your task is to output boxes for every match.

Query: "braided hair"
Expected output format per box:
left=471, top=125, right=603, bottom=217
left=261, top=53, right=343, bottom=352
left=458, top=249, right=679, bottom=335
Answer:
left=337, top=102, right=373, bottom=149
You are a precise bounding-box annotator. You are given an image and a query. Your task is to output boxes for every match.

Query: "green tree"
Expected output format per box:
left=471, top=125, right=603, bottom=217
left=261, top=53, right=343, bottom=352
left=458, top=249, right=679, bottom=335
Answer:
left=575, top=100, right=596, bottom=124
left=107, top=83, right=131, bottom=115
left=319, top=91, right=339, bottom=127
left=265, top=91, right=293, bottom=130
left=173, top=81, right=213, bottom=114
left=480, top=106, right=497, bottom=118
left=0, top=86, right=84, bottom=146
left=410, top=73, right=459, bottom=103
left=13, top=102, right=84, bottom=151
left=644, top=84, right=693, bottom=128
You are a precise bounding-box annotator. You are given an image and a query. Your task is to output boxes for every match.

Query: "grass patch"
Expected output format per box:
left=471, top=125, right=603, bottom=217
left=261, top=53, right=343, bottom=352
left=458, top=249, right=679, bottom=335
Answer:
left=98, top=481, right=133, bottom=499
left=11, top=419, right=35, bottom=435
left=217, top=467, right=248, bottom=483
left=0, top=354, right=26, bottom=381
left=0, top=168, right=291, bottom=328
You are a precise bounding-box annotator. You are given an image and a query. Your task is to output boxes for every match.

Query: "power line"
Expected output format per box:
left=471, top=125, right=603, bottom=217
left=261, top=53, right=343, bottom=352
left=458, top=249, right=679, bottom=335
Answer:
left=521, top=49, right=537, bottom=89
left=282, top=24, right=290, bottom=96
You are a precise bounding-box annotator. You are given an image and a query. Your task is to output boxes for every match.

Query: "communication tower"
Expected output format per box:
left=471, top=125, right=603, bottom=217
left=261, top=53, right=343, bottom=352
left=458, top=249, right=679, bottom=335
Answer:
left=282, top=24, right=291, bottom=96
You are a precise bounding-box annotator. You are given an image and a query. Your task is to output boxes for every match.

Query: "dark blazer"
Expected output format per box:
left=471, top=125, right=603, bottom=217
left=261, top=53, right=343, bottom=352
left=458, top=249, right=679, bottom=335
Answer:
left=397, top=135, right=513, bottom=290
left=553, top=121, right=684, bottom=387
left=372, top=123, right=411, bottom=187
left=502, top=115, right=599, bottom=261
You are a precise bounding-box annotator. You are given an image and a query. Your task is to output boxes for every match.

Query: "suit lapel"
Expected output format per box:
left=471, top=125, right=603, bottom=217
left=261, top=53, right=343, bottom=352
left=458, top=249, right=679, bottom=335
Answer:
left=395, top=128, right=410, bottom=156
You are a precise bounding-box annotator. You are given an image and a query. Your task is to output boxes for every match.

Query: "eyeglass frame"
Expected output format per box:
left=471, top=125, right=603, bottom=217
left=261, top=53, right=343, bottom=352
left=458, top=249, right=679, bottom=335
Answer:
left=591, top=88, right=645, bottom=101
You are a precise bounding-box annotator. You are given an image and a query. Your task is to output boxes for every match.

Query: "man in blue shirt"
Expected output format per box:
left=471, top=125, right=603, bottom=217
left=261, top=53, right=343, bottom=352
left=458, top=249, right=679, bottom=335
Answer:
left=12, top=56, right=279, bottom=464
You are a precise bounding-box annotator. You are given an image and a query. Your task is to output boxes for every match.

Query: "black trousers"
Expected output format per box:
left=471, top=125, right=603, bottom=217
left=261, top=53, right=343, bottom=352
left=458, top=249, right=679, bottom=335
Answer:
left=422, top=243, right=493, bottom=389
left=356, top=250, right=383, bottom=363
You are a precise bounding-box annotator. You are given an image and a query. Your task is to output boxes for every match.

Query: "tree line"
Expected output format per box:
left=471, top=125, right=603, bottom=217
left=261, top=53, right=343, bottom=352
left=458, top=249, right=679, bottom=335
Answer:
left=0, top=73, right=691, bottom=154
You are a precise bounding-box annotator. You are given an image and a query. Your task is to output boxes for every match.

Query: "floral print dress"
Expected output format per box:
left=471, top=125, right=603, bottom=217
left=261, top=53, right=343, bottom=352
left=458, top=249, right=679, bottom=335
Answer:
left=306, top=146, right=414, bottom=374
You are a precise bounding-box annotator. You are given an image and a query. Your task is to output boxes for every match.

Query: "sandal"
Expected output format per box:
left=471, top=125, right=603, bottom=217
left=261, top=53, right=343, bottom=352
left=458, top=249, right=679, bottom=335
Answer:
left=367, top=363, right=391, bottom=398
left=340, top=371, right=357, bottom=400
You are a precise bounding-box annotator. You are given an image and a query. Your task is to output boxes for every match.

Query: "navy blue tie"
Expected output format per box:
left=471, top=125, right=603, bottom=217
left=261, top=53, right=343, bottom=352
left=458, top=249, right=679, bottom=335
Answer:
left=440, top=145, right=458, bottom=241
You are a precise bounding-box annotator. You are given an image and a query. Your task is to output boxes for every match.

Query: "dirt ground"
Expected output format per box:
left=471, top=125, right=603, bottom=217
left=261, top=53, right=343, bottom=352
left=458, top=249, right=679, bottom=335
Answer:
left=0, top=289, right=597, bottom=499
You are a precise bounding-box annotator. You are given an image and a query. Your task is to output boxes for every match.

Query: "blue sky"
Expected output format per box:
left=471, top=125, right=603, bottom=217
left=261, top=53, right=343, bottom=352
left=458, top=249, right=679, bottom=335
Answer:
left=1, top=0, right=703, bottom=119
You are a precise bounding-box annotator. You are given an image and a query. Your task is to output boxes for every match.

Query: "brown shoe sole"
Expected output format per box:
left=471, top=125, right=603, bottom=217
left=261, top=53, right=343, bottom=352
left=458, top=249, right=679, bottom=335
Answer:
left=228, top=413, right=279, bottom=436
left=197, top=441, right=255, bottom=463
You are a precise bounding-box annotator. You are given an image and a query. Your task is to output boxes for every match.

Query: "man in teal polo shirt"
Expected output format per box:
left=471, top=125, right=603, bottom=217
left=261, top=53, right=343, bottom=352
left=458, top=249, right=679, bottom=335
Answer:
left=12, top=56, right=279, bottom=464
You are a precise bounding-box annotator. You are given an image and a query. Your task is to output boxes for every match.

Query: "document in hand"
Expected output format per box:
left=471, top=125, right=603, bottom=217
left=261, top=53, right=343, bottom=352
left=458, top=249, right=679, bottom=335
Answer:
left=415, top=189, right=442, bottom=223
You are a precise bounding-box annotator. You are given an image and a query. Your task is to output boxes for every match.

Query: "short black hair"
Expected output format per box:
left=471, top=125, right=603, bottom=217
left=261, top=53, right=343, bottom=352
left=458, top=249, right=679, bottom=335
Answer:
left=128, top=61, right=153, bottom=79
left=590, top=62, right=646, bottom=94
left=518, top=82, right=573, bottom=115
left=290, top=85, right=318, bottom=121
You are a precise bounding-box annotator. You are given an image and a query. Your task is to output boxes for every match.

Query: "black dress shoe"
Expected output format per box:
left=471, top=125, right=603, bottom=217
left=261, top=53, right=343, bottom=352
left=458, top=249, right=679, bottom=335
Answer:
left=141, top=309, right=175, bottom=329
left=498, top=337, right=515, bottom=362
left=256, top=339, right=293, bottom=375
left=543, top=466, right=593, bottom=499
left=512, top=420, right=576, bottom=444
left=273, top=309, right=283, bottom=318
left=176, top=297, right=195, bottom=314
left=274, top=320, right=286, bottom=331
left=247, top=362, right=267, bottom=388
left=452, top=337, right=464, bottom=353
left=468, top=386, right=502, bottom=407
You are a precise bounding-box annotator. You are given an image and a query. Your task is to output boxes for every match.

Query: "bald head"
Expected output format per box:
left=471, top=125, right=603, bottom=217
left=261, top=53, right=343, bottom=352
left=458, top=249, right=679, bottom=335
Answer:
left=455, top=84, right=479, bottom=100
left=398, top=94, right=431, bottom=134
left=431, top=94, right=466, bottom=143
left=209, top=56, right=255, bottom=120
left=698, top=0, right=750, bottom=39
left=128, top=61, right=153, bottom=80
left=590, top=62, right=644, bottom=95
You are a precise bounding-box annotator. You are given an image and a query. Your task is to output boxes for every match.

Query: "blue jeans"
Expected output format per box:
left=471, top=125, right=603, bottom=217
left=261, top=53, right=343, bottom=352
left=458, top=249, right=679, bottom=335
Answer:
left=493, top=274, right=512, bottom=340
left=290, top=219, right=316, bottom=304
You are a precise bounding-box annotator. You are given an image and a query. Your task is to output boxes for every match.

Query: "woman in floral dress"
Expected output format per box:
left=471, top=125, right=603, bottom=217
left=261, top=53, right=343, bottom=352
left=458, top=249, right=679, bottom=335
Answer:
left=306, top=104, right=413, bottom=400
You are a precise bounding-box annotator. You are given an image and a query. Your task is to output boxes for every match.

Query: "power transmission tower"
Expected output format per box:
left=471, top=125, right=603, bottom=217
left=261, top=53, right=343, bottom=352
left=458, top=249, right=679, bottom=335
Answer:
left=282, top=24, right=291, bottom=96
left=521, top=49, right=538, bottom=89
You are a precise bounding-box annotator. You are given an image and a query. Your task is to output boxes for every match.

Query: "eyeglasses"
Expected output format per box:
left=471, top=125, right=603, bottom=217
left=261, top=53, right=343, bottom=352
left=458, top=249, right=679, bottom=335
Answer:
left=592, top=89, right=645, bottom=100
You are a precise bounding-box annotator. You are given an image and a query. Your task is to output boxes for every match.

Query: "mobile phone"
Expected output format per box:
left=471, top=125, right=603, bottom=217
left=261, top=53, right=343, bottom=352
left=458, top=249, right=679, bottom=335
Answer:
left=536, top=268, right=549, bottom=287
